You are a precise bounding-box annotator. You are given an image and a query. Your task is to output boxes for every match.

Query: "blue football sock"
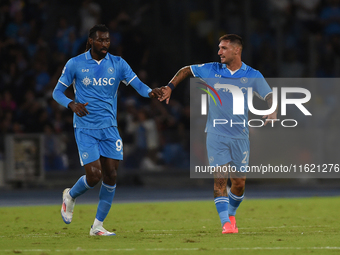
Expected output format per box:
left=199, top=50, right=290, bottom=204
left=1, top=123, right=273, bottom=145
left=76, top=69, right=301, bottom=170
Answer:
left=69, top=175, right=93, bottom=199
left=214, top=196, right=230, bottom=226
left=95, top=182, right=116, bottom=222
left=228, top=191, right=244, bottom=216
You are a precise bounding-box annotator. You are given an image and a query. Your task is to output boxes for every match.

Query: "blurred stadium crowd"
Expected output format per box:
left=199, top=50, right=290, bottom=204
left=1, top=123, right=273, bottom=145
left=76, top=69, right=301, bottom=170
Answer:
left=0, top=0, right=339, bottom=172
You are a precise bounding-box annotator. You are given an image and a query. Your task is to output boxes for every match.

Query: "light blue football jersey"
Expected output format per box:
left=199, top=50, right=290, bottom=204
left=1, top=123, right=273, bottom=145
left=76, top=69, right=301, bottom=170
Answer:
left=58, top=50, right=137, bottom=129
left=191, top=62, right=272, bottom=139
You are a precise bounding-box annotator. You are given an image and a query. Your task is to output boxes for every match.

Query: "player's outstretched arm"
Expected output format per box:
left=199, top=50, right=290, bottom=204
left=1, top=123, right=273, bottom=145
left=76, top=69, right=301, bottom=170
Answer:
left=159, top=66, right=193, bottom=104
left=130, top=76, right=163, bottom=99
left=263, top=93, right=278, bottom=126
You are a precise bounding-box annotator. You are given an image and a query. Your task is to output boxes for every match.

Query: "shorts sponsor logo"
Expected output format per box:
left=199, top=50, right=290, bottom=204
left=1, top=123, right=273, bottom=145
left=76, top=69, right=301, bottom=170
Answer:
left=82, top=152, right=89, bottom=159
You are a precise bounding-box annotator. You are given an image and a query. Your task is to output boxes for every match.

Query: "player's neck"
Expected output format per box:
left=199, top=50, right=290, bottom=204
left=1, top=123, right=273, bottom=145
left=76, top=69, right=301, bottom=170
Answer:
left=226, top=59, right=242, bottom=72
left=90, top=49, right=105, bottom=61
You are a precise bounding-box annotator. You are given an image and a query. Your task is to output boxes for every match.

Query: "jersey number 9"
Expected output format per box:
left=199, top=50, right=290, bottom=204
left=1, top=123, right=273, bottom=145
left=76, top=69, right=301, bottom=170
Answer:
left=116, top=139, right=122, bottom=151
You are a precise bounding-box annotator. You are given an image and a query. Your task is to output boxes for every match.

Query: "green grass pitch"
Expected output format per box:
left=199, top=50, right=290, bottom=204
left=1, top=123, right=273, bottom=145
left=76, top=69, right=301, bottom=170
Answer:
left=0, top=197, right=340, bottom=255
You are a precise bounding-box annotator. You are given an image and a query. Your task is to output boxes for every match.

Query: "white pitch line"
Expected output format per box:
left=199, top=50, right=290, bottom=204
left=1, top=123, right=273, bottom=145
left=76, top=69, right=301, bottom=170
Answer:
left=237, top=225, right=328, bottom=229
left=3, top=226, right=328, bottom=238
left=3, top=247, right=340, bottom=252
left=217, top=247, right=340, bottom=251
left=143, top=229, right=186, bottom=232
left=239, top=231, right=323, bottom=234
left=126, top=225, right=328, bottom=232
left=124, top=229, right=187, bottom=232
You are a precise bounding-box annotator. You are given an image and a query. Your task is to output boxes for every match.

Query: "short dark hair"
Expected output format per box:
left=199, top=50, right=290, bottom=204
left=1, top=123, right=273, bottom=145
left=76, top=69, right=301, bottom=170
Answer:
left=219, top=34, right=243, bottom=48
left=88, top=24, right=109, bottom=39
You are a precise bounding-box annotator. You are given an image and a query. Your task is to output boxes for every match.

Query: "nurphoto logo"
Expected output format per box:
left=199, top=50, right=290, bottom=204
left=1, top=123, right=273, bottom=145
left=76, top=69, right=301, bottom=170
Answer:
left=199, top=82, right=312, bottom=128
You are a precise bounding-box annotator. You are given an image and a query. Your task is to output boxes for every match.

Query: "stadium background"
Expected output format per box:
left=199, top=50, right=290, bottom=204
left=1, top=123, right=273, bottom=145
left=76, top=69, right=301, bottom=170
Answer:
left=0, top=0, right=340, bottom=191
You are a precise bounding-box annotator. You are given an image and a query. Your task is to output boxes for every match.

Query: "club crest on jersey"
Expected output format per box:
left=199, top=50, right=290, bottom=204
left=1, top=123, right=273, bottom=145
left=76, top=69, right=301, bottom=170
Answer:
left=82, top=152, right=89, bottom=159
left=82, top=77, right=91, bottom=86
left=108, top=67, right=114, bottom=74
left=240, top=77, right=248, bottom=84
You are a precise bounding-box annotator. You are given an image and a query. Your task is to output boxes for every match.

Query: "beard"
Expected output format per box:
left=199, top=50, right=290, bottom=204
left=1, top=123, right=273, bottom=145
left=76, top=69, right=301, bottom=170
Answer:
left=220, top=57, right=232, bottom=65
left=92, top=46, right=108, bottom=59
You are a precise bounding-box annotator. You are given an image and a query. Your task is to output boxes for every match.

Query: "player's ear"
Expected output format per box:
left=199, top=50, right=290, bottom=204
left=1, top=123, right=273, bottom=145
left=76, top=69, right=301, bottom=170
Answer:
left=234, top=46, right=240, bottom=55
left=88, top=37, right=93, bottom=46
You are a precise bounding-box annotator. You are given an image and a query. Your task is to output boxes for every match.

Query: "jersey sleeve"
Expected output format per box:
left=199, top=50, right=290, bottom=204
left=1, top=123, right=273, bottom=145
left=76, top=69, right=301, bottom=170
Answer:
left=119, top=58, right=137, bottom=86
left=58, top=59, right=75, bottom=87
left=52, top=82, right=73, bottom=108
left=252, top=71, right=272, bottom=101
left=129, top=76, right=152, bottom=98
left=190, top=63, right=214, bottom=78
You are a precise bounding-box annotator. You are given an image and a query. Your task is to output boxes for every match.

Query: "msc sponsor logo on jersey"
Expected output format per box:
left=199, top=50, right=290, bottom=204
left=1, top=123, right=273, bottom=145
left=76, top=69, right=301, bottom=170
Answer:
left=81, top=76, right=115, bottom=86
left=82, top=77, right=91, bottom=86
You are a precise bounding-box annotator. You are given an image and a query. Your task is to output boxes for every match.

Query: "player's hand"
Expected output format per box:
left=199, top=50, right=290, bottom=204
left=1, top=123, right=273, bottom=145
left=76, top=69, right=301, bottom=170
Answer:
left=149, top=88, right=163, bottom=99
left=68, top=101, right=89, bottom=117
left=262, top=111, right=278, bottom=126
left=159, top=86, right=172, bottom=104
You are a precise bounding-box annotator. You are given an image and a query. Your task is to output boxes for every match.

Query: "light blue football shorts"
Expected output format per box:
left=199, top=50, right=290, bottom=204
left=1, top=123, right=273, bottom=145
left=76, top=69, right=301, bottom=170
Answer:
left=74, top=126, right=123, bottom=166
left=206, top=132, right=249, bottom=172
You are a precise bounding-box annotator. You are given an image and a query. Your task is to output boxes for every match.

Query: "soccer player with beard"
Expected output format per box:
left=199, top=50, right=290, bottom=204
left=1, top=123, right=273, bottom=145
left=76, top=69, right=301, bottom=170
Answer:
left=160, top=34, right=277, bottom=234
left=53, top=24, right=162, bottom=236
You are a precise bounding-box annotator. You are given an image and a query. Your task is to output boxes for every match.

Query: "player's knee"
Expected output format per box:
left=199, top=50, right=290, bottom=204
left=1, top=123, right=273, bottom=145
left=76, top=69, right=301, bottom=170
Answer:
left=105, top=168, right=117, bottom=181
left=86, top=167, right=102, bottom=187
left=231, top=179, right=245, bottom=193
left=213, top=187, right=226, bottom=198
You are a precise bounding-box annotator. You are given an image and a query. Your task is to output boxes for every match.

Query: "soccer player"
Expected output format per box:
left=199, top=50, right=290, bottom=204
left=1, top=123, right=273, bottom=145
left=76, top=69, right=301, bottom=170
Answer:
left=52, top=24, right=162, bottom=236
left=160, top=34, right=277, bottom=234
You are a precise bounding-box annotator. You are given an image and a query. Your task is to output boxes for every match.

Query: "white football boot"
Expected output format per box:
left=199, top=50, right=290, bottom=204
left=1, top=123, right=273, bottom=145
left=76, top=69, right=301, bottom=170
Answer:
left=90, top=225, right=116, bottom=236
left=61, top=188, right=76, bottom=224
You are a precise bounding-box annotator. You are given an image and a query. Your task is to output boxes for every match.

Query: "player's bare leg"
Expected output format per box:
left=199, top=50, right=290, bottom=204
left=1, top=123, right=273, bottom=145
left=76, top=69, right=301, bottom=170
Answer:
left=213, top=170, right=228, bottom=198
left=61, top=160, right=101, bottom=224
left=100, top=157, right=118, bottom=186
left=90, top=157, right=119, bottom=236
left=85, top=160, right=103, bottom=187
left=230, top=171, right=246, bottom=196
